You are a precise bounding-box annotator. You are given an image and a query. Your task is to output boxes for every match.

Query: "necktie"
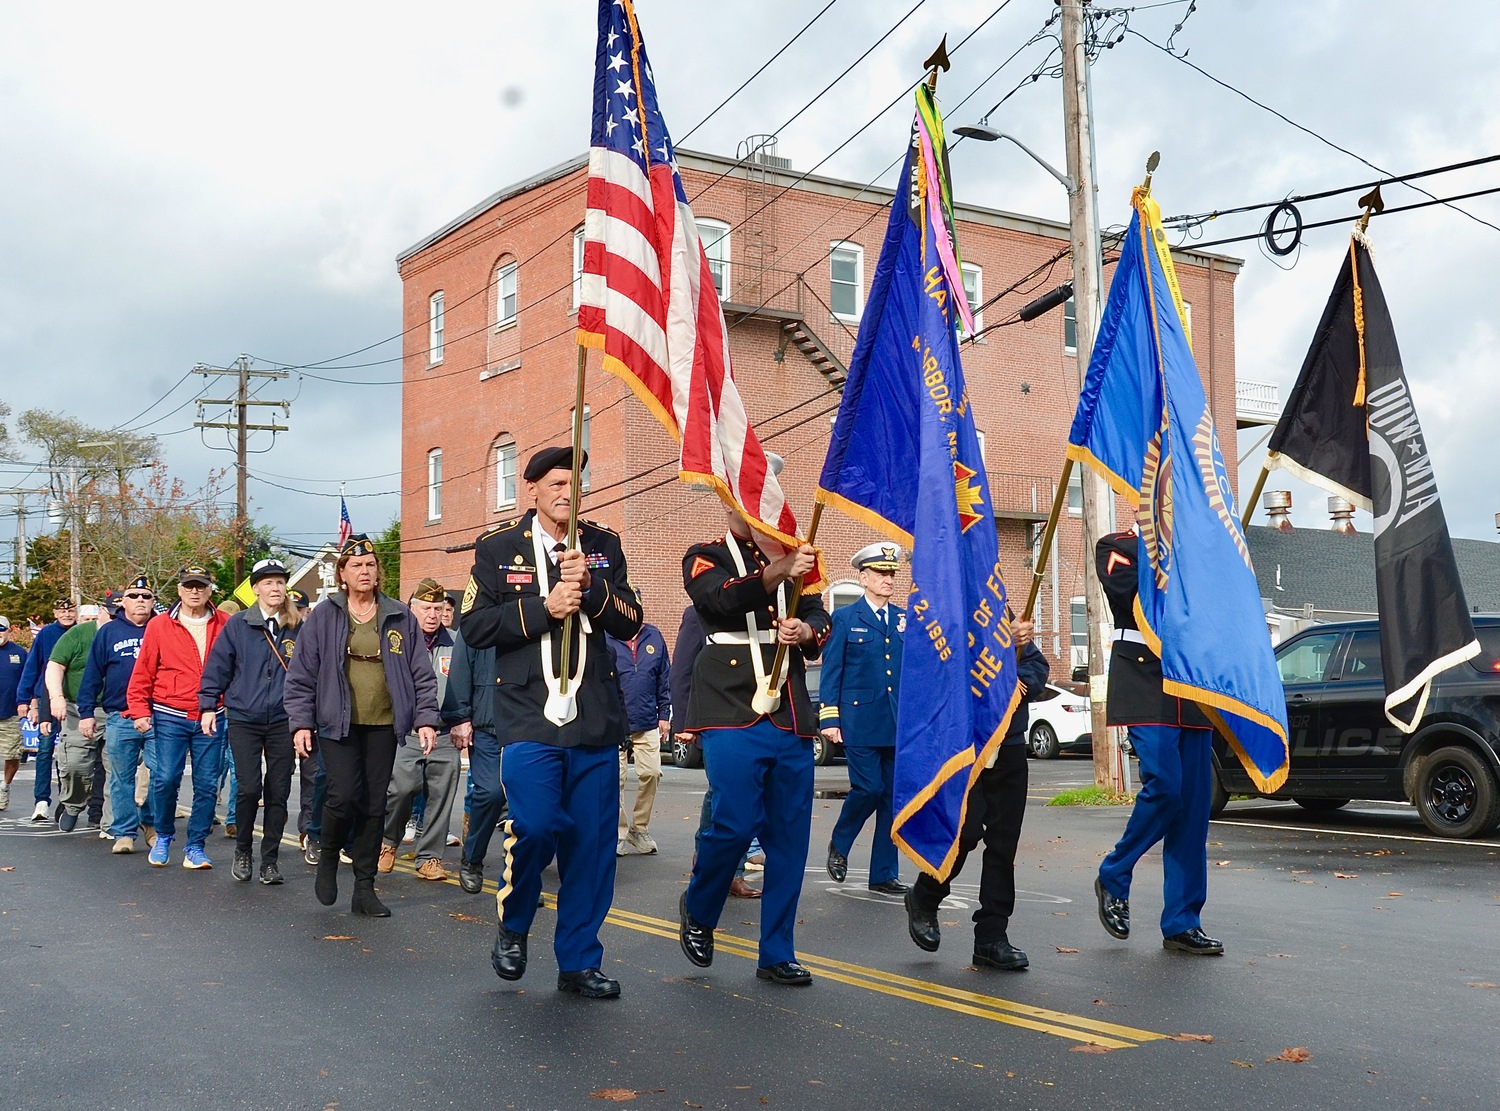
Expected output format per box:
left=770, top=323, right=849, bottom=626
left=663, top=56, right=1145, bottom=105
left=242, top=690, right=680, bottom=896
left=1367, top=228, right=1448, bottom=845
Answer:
left=877, top=608, right=888, bottom=635
left=552, top=542, right=566, bottom=566
left=267, top=617, right=278, bottom=639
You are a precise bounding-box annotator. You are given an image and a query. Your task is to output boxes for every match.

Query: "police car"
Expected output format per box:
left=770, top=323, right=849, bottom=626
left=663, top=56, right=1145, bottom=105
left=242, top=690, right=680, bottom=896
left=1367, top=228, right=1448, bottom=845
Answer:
left=1026, top=682, right=1093, bottom=759
left=1212, top=616, right=1500, bottom=838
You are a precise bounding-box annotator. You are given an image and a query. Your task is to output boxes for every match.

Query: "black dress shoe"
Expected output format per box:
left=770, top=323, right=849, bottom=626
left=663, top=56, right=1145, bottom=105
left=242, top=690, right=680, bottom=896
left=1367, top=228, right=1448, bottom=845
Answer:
left=679, top=893, right=714, bottom=967
left=1162, top=927, right=1224, bottom=955
left=1095, top=877, right=1129, bottom=940
left=972, top=939, right=1029, bottom=971
left=755, top=961, right=813, bottom=986
left=491, top=925, right=528, bottom=980
left=826, top=841, right=848, bottom=883
left=458, top=859, right=484, bottom=894
left=868, top=878, right=910, bottom=895
left=557, top=968, right=621, bottom=999
left=904, top=888, right=941, bottom=952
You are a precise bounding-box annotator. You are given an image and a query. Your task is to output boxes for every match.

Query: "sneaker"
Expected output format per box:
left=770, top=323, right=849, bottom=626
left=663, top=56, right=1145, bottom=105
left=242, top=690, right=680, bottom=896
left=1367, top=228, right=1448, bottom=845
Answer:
left=58, top=809, right=79, bottom=832
left=0, top=783, right=9, bottom=810
left=84, top=815, right=102, bottom=832
left=627, top=830, right=658, bottom=855
left=402, top=819, right=417, bottom=844
left=744, top=852, right=766, bottom=872
left=112, top=837, right=136, bottom=855
left=339, top=848, right=353, bottom=865
left=231, top=850, right=253, bottom=882
left=616, top=839, right=631, bottom=857
left=98, top=827, right=115, bottom=841
left=446, top=832, right=461, bottom=847
left=29, top=801, right=51, bottom=822
left=378, top=842, right=396, bottom=874
left=141, top=824, right=156, bottom=848
left=149, top=835, right=173, bottom=867
left=416, top=858, right=448, bottom=881
left=259, top=860, right=284, bottom=885
left=304, top=840, right=322, bottom=866
left=183, top=845, right=213, bottom=870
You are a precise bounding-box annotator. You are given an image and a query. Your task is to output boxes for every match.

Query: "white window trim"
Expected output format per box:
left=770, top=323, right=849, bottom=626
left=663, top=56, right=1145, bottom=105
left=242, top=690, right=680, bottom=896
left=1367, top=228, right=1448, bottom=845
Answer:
left=495, top=260, right=518, bottom=330
left=426, top=448, right=443, bottom=521
left=830, top=240, right=864, bottom=322
left=1067, top=466, right=1083, bottom=517
left=827, top=580, right=863, bottom=612
left=428, top=292, right=445, bottom=365
left=1063, top=296, right=1077, bottom=356
left=571, top=228, right=585, bottom=313
left=961, top=261, right=983, bottom=333
left=495, top=440, right=517, bottom=511
left=698, top=218, right=731, bottom=300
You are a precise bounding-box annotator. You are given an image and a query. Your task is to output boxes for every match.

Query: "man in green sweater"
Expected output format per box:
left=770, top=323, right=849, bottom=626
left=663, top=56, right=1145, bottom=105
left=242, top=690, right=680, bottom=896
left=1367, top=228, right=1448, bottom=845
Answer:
left=46, top=604, right=105, bottom=832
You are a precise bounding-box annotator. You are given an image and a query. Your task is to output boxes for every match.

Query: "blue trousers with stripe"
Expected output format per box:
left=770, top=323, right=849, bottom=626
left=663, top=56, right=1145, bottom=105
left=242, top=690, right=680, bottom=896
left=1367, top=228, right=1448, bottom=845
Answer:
left=495, top=741, right=617, bottom=973
left=830, top=745, right=899, bottom=884
left=1097, top=724, right=1214, bottom=937
left=686, top=719, right=813, bottom=967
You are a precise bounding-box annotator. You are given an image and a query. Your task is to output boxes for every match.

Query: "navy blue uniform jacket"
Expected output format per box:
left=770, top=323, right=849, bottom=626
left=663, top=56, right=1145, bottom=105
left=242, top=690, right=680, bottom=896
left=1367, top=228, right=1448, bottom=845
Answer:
left=199, top=607, right=302, bottom=724
left=816, top=597, right=902, bottom=746
left=608, top=624, right=670, bottom=733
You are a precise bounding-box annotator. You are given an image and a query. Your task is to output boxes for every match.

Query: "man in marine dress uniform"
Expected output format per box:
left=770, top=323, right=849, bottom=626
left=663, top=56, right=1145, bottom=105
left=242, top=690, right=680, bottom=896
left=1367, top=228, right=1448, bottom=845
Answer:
left=676, top=484, right=830, bottom=987
left=820, top=542, right=908, bottom=895
left=461, top=445, right=642, bottom=1000
left=1092, top=528, right=1224, bottom=956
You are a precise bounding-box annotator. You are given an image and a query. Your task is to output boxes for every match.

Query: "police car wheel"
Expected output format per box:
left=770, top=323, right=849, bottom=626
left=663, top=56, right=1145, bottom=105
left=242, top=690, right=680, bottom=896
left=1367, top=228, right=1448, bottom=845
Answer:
left=1208, top=772, right=1230, bottom=819
left=811, top=733, right=831, bottom=767
left=1414, top=745, right=1500, bottom=839
left=1028, top=723, right=1059, bottom=760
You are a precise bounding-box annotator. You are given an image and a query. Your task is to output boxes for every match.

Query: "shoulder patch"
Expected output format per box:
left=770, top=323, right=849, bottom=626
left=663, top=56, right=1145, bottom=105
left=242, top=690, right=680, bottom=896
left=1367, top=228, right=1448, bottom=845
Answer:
left=477, top=518, right=521, bottom=543
left=1104, top=551, right=1133, bottom=575
left=461, top=576, right=479, bottom=615
left=689, top=555, right=716, bottom=579
left=582, top=518, right=619, bottom=537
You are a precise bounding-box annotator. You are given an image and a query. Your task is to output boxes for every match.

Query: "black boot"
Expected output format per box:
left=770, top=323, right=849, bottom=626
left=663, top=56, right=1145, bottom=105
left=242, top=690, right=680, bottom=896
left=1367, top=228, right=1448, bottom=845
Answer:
left=349, top=817, right=390, bottom=917
left=315, top=814, right=345, bottom=907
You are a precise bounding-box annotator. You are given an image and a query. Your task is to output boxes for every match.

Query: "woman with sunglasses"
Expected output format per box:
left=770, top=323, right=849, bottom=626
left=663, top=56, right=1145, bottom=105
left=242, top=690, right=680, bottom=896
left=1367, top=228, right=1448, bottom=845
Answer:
left=283, top=535, right=439, bottom=917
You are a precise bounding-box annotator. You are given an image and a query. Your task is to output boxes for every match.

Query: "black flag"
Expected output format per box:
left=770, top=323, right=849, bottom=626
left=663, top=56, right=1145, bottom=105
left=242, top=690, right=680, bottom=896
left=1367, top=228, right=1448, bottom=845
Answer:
left=1266, top=233, right=1478, bottom=731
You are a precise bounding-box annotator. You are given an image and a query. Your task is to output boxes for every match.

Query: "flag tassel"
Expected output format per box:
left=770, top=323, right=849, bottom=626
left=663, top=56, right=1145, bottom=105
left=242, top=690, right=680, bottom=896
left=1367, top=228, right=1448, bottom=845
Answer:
left=1021, top=456, right=1074, bottom=621
left=752, top=502, right=824, bottom=716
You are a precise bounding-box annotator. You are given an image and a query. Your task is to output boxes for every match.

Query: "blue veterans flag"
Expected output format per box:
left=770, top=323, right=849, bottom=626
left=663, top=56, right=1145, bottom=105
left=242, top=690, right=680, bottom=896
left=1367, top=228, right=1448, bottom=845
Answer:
left=817, top=88, right=1020, bottom=880
left=1069, top=188, right=1289, bottom=791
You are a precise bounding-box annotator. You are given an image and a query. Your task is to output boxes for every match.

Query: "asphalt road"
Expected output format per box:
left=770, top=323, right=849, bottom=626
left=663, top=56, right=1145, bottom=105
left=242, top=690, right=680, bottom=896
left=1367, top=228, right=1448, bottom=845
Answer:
left=2, top=752, right=1496, bottom=1110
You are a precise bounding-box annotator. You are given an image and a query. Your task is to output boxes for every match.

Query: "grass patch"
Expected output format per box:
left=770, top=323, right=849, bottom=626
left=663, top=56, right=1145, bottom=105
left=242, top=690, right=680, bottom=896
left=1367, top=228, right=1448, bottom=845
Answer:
left=1047, top=785, right=1136, bottom=807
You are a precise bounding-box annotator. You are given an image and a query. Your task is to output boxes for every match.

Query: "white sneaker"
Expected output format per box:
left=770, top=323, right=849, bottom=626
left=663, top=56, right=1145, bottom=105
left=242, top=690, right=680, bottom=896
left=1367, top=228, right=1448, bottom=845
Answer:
left=0, top=783, right=8, bottom=810
left=627, top=830, right=658, bottom=855
left=616, top=839, right=632, bottom=857
left=30, top=800, right=51, bottom=822
left=446, top=832, right=461, bottom=847
left=402, top=820, right=417, bottom=844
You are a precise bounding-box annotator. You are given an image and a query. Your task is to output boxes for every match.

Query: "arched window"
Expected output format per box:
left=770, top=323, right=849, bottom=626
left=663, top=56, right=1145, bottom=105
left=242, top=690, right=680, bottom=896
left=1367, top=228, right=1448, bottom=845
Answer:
left=495, top=258, right=518, bottom=327
left=494, top=437, right=517, bottom=511
left=698, top=219, right=731, bottom=298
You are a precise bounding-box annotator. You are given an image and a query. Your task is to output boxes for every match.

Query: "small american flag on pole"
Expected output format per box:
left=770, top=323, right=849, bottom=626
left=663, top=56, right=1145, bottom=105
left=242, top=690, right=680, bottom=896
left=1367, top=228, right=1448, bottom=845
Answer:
left=576, top=0, right=820, bottom=584
left=337, top=493, right=353, bottom=548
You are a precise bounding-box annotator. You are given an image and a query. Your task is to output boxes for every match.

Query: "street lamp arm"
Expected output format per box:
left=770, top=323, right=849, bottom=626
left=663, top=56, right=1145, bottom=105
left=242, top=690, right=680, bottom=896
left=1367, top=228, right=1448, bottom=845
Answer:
left=995, top=133, right=1077, bottom=195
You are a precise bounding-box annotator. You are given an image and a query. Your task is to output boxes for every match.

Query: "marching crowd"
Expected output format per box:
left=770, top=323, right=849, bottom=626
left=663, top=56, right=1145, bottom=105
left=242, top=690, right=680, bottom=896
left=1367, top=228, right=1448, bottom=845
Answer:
left=1, top=444, right=1226, bottom=1002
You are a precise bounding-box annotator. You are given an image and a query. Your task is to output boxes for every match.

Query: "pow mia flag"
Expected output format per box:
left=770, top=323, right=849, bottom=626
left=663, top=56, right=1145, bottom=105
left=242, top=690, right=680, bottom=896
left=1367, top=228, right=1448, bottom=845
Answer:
left=1266, top=231, right=1478, bottom=731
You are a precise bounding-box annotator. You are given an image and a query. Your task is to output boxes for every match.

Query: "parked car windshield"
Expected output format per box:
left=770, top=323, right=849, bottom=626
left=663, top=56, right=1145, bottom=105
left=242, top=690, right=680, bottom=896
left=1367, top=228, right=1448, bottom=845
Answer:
left=1277, top=631, right=1341, bottom=685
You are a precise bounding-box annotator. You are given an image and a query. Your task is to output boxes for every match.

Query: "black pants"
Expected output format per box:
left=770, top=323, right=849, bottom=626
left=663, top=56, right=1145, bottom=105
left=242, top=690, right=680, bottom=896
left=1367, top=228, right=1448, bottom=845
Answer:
left=911, top=743, right=1029, bottom=944
left=228, top=720, right=295, bottom=861
left=89, top=742, right=106, bottom=823
left=319, top=725, right=398, bottom=884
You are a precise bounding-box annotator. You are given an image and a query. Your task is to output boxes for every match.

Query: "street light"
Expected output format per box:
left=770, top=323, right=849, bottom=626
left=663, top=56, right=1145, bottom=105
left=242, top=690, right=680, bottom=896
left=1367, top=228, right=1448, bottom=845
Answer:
left=952, top=121, right=1078, bottom=195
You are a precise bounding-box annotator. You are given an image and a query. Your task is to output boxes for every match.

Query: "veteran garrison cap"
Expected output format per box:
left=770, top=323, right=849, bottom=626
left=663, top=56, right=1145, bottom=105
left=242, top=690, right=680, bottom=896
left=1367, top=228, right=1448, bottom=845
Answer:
left=289, top=589, right=310, bottom=610
left=411, top=577, right=447, bottom=604
left=125, top=575, right=152, bottom=594
left=524, top=444, right=588, bottom=483
left=852, top=542, right=901, bottom=572
left=339, top=533, right=375, bottom=558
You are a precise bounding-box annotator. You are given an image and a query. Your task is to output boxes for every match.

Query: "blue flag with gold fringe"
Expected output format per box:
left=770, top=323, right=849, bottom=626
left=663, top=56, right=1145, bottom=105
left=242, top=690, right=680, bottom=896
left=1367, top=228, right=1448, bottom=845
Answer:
left=817, top=88, right=1020, bottom=880
left=1069, top=187, right=1288, bottom=791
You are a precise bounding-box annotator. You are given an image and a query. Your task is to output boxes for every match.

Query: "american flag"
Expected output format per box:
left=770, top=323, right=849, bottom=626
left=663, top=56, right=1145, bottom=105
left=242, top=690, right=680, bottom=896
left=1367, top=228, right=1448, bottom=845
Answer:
left=337, top=495, right=353, bottom=547
left=576, top=0, right=818, bottom=581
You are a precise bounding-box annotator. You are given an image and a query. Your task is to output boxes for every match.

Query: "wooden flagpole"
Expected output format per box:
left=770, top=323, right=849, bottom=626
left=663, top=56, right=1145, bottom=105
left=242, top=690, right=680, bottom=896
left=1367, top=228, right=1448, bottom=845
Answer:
left=759, top=502, right=823, bottom=708
left=558, top=343, right=589, bottom=695
left=1021, top=456, right=1075, bottom=622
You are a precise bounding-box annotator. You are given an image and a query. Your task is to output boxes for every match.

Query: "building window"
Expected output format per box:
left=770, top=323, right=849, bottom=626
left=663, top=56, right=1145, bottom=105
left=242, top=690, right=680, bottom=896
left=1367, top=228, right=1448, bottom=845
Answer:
left=428, top=292, right=445, bottom=364
left=1181, top=298, right=1192, bottom=341
left=830, top=241, right=863, bottom=320
left=1070, top=596, right=1087, bottom=670
left=698, top=219, right=731, bottom=299
left=572, top=227, right=585, bottom=311
left=495, top=439, right=517, bottom=510
left=427, top=448, right=443, bottom=521
left=1067, top=466, right=1082, bottom=516
left=1063, top=296, right=1077, bottom=354
left=495, top=260, right=518, bottom=327
left=961, top=262, right=983, bottom=332
left=569, top=404, right=592, bottom=492
left=828, top=580, right=862, bottom=612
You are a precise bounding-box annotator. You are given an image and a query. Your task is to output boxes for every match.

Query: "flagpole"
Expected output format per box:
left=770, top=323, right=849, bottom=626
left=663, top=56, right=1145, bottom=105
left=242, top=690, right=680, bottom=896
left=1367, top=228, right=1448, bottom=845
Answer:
left=558, top=343, right=589, bottom=695
left=756, top=502, right=823, bottom=711
left=1240, top=462, right=1270, bottom=530
left=1021, top=458, right=1074, bottom=621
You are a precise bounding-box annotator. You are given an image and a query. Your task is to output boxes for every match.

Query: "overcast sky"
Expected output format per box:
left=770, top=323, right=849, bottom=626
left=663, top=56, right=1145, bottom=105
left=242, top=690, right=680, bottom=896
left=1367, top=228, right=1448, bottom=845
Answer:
left=2, top=0, right=1497, bottom=564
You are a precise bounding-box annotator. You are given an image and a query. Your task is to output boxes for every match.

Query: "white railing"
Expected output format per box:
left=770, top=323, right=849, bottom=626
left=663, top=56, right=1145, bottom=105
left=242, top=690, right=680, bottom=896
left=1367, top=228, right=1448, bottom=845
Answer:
left=1236, top=379, right=1280, bottom=423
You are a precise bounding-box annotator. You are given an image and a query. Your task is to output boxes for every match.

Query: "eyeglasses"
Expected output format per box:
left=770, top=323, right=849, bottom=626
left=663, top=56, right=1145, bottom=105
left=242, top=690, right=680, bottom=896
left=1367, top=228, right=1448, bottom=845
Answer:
left=123, top=592, right=154, bottom=601
left=180, top=583, right=211, bottom=590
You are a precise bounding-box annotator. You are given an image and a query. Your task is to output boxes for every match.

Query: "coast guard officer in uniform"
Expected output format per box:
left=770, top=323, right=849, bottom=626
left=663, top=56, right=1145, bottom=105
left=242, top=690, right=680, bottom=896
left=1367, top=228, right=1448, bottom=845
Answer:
left=676, top=477, right=830, bottom=987
left=461, top=445, right=643, bottom=999
left=1092, top=529, right=1224, bottom=956
left=820, top=542, right=907, bottom=895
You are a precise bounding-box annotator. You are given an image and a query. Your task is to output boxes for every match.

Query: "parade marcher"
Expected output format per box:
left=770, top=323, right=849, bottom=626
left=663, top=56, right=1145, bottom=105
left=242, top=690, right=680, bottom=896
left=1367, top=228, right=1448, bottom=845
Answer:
left=820, top=542, right=908, bottom=895
left=1092, top=529, right=1224, bottom=956
left=287, top=588, right=326, bottom=865
left=608, top=612, right=670, bottom=857
left=283, top=535, right=439, bottom=917
left=16, top=596, right=76, bottom=821
left=451, top=622, right=505, bottom=894
left=677, top=494, right=830, bottom=987
left=461, top=445, right=642, bottom=1000
left=379, top=578, right=466, bottom=882
left=0, top=617, right=27, bottom=812
left=45, top=604, right=106, bottom=832
left=128, top=567, right=229, bottom=869
left=197, top=558, right=302, bottom=885
left=76, top=578, right=156, bottom=853
left=903, top=618, right=1049, bottom=971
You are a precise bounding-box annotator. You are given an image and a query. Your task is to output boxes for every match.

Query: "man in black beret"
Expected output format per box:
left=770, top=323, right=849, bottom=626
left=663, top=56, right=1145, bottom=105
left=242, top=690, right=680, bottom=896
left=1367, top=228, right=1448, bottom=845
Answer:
left=461, top=444, right=642, bottom=999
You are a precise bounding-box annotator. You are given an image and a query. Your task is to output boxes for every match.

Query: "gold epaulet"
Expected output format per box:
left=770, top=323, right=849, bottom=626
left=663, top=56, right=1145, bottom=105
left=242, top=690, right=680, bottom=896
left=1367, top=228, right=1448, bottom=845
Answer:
left=581, top=518, right=619, bottom=536
left=476, top=518, right=521, bottom=543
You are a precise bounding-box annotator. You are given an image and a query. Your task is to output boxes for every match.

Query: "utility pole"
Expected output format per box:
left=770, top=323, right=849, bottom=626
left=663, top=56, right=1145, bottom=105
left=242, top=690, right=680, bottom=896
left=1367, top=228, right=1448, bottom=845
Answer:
left=195, top=355, right=289, bottom=582
left=1059, top=0, right=1120, bottom=791
left=68, top=464, right=81, bottom=606
left=0, top=490, right=34, bottom=584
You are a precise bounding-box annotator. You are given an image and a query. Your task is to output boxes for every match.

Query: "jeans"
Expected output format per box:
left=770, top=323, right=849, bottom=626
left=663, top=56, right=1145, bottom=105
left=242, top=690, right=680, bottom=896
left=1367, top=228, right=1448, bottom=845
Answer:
left=218, top=732, right=238, bottom=823
left=33, top=725, right=56, bottom=804
left=150, top=709, right=226, bottom=849
left=228, top=719, right=295, bottom=861
left=104, top=712, right=155, bottom=839
left=462, top=728, right=508, bottom=865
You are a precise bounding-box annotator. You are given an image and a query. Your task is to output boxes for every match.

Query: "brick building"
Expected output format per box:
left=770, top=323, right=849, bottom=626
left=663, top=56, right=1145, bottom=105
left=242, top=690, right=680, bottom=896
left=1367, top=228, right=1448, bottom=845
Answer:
left=396, top=145, right=1251, bottom=674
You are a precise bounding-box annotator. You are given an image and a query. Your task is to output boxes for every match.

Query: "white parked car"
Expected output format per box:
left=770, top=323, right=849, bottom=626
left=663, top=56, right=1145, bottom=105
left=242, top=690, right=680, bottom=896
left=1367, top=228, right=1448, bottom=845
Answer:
left=1027, top=683, right=1092, bottom=759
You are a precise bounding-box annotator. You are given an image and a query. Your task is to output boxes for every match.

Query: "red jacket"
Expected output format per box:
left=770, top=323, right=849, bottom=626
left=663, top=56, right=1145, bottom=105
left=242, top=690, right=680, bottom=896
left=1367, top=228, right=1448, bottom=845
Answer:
left=126, top=605, right=228, bottom=718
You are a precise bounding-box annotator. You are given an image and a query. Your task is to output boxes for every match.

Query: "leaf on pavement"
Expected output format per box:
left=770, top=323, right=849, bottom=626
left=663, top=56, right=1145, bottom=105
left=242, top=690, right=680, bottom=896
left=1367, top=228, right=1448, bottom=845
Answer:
left=0, top=866, right=14, bottom=872
left=1267, top=953, right=1295, bottom=959
left=1230, top=1061, right=1254, bottom=1068
left=1093, top=999, right=1114, bottom=1007
left=1467, top=982, right=1498, bottom=989
left=1055, top=946, right=1079, bottom=953
left=1334, top=872, right=1358, bottom=879
left=1267, top=1047, right=1312, bottom=1063
left=1384, top=892, right=1403, bottom=897
left=320, top=935, right=356, bottom=941
left=589, top=1090, right=637, bottom=1102
left=448, top=912, right=483, bottom=923
left=1169, top=1033, right=1214, bottom=1043
left=1213, top=860, right=1231, bottom=867
left=1070, top=1044, right=1112, bottom=1054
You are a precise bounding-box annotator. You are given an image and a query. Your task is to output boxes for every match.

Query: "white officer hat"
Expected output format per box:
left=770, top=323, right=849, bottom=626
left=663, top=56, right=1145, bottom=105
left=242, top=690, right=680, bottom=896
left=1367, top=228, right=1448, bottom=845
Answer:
left=852, top=542, right=901, bottom=571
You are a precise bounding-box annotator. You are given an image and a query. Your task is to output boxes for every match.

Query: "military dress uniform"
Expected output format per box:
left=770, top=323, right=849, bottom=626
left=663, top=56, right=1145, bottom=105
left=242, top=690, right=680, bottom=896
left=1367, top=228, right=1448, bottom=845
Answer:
left=678, top=531, right=830, bottom=981
left=1093, top=530, right=1223, bottom=954
left=461, top=500, right=642, bottom=987
left=820, top=544, right=905, bottom=890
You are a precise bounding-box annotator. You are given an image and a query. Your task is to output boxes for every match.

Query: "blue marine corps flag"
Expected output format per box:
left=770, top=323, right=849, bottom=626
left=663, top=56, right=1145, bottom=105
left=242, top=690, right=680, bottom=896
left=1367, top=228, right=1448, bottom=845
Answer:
left=1070, top=186, right=1289, bottom=792
left=1266, top=232, right=1478, bottom=730
left=818, top=87, right=1019, bottom=880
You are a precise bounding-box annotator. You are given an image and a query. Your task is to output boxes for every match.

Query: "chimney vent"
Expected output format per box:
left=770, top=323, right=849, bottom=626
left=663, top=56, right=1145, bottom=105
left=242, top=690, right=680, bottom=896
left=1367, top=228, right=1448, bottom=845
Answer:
left=1264, top=489, right=1294, bottom=532
left=1328, top=496, right=1357, bottom=534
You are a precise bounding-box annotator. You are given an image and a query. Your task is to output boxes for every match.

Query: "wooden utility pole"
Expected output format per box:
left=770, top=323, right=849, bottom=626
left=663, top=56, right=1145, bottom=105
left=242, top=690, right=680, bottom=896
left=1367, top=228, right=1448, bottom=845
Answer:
left=1059, top=0, right=1121, bottom=791
left=195, top=355, right=289, bottom=581
left=0, top=489, right=33, bottom=584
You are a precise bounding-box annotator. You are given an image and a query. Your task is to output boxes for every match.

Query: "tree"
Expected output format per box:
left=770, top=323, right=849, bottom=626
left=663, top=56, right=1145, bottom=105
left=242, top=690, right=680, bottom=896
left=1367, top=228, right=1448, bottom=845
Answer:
left=17, top=408, right=157, bottom=501
left=375, top=517, right=400, bottom=591
left=0, top=400, right=13, bottom=459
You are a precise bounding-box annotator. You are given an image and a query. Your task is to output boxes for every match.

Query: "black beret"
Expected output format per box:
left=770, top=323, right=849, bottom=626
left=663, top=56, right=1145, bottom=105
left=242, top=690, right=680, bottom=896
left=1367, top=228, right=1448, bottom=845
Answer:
left=524, top=445, right=588, bottom=483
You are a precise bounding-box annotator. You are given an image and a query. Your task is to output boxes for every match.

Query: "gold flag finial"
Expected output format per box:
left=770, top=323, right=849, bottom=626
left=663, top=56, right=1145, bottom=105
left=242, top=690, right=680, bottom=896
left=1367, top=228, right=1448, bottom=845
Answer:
left=923, top=35, right=950, bottom=90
